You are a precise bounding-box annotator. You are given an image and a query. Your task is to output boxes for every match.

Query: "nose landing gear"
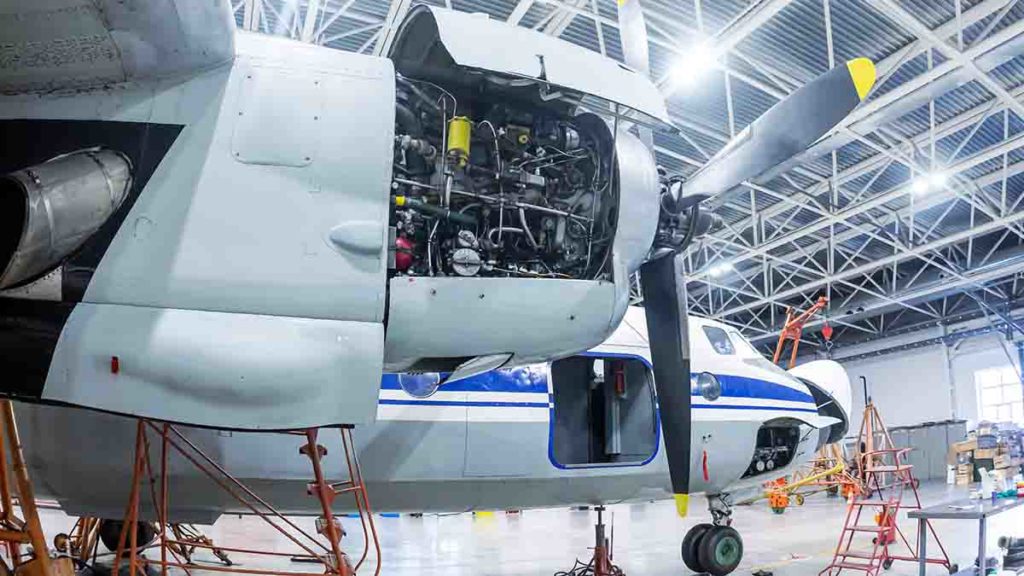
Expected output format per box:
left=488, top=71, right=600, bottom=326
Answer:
left=680, top=495, right=744, bottom=576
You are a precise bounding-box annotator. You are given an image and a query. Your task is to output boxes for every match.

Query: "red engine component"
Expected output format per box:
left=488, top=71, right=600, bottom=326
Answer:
left=612, top=361, right=625, bottom=396
left=395, top=236, right=415, bottom=271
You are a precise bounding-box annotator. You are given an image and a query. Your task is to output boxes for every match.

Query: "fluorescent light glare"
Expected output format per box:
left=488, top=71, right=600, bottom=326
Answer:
left=708, top=262, right=734, bottom=278
left=912, top=172, right=947, bottom=195
left=671, top=41, right=717, bottom=90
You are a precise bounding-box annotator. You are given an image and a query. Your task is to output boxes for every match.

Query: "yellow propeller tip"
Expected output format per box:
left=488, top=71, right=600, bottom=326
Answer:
left=846, top=57, right=876, bottom=101
left=674, top=493, right=690, bottom=517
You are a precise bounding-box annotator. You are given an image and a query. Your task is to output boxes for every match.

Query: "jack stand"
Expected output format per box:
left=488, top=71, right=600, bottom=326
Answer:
left=554, top=506, right=624, bottom=576
left=591, top=507, right=614, bottom=576
left=300, top=430, right=352, bottom=576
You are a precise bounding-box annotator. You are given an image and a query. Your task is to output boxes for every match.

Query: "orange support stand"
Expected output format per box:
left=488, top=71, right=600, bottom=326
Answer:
left=0, top=399, right=72, bottom=576
left=772, top=296, right=829, bottom=369
left=111, top=420, right=381, bottom=576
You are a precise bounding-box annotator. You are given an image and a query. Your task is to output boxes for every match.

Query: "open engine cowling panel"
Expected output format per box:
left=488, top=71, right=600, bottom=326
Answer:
left=384, top=7, right=660, bottom=282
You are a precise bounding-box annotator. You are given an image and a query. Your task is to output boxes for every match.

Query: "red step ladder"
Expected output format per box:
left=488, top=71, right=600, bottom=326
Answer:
left=820, top=448, right=950, bottom=576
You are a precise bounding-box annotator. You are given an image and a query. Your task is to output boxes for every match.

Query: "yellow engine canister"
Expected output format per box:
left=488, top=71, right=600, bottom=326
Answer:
left=447, top=116, right=472, bottom=168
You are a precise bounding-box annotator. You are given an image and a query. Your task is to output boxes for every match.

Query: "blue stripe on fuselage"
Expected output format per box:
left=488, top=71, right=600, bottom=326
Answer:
left=705, top=374, right=815, bottom=403
left=380, top=367, right=548, bottom=394
left=381, top=365, right=815, bottom=406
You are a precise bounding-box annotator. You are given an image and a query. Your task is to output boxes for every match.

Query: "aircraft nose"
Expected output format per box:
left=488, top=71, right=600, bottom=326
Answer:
left=789, top=360, right=853, bottom=421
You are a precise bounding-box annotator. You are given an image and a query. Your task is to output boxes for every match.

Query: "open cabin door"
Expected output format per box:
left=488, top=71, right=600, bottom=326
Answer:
left=549, top=354, right=658, bottom=468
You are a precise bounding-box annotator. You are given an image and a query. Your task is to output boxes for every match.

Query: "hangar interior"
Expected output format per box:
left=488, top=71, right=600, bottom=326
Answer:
left=2, top=0, right=1024, bottom=575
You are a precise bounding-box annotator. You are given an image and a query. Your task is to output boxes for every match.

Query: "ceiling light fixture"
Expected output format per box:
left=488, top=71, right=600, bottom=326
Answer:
left=708, top=262, right=734, bottom=278
left=670, top=41, right=718, bottom=91
left=911, top=172, right=947, bottom=195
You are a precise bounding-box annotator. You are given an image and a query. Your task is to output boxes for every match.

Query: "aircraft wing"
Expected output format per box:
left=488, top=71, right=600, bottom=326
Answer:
left=0, top=0, right=236, bottom=94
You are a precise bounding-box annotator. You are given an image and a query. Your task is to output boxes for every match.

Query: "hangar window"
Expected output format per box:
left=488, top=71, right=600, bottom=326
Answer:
left=703, top=326, right=735, bottom=355
left=549, top=355, right=658, bottom=468
left=975, top=366, right=1024, bottom=423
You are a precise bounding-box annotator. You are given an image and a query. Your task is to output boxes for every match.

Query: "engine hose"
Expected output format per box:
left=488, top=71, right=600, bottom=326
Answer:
left=394, top=196, right=477, bottom=227
left=395, top=102, right=421, bottom=137
left=518, top=208, right=539, bottom=250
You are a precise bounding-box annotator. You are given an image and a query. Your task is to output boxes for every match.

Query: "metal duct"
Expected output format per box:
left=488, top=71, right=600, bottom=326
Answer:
left=0, top=149, right=132, bottom=289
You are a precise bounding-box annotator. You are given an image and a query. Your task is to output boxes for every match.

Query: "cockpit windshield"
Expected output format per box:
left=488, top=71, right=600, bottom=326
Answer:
left=726, top=329, right=792, bottom=377
left=702, top=326, right=735, bottom=355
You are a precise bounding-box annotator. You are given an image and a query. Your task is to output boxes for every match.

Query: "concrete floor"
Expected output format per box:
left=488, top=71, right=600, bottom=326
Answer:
left=34, top=481, right=1024, bottom=576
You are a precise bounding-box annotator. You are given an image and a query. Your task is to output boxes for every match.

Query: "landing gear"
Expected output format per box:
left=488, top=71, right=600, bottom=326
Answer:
left=681, top=524, right=713, bottom=572
left=698, top=526, right=744, bottom=576
left=98, top=520, right=157, bottom=552
left=680, top=495, right=744, bottom=576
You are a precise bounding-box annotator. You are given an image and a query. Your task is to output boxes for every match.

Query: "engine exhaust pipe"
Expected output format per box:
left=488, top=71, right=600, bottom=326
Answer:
left=0, top=149, right=132, bottom=290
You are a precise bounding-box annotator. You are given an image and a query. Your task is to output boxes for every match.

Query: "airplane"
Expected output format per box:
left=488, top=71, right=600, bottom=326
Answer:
left=0, top=0, right=876, bottom=566
left=16, top=306, right=853, bottom=576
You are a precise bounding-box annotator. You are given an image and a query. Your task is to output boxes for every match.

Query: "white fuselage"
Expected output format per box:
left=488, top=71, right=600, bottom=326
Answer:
left=15, top=309, right=846, bottom=524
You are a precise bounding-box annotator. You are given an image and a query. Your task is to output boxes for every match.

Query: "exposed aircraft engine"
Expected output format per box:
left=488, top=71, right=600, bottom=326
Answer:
left=0, top=149, right=132, bottom=289
left=389, top=80, right=619, bottom=280
left=744, top=424, right=800, bottom=477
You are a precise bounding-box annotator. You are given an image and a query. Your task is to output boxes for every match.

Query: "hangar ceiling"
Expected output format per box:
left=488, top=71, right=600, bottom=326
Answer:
left=234, top=0, right=1024, bottom=352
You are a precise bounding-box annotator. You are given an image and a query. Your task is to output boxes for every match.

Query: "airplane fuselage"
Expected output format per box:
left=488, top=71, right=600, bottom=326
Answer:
left=16, top=310, right=843, bottom=524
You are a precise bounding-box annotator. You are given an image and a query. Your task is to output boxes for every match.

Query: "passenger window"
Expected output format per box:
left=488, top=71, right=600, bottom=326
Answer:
left=702, top=326, right=735, bottom=355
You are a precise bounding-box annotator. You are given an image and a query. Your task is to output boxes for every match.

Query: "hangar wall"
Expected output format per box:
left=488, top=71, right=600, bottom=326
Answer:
left=799, top=320, right=1022, bottom=437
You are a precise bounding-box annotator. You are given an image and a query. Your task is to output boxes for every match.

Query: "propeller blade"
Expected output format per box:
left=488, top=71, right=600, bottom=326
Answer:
left=678, top=58, right=876, bottom=206
left=616, top=0, right=655, bottom=150
left=639, top=254, right=693, bottom=517
left=617, top=0, right=651, bottom=77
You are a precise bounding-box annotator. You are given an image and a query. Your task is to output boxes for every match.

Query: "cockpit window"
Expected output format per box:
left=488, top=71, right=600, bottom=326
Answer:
left=728, top=330, right=760, bottom=358
left=702, top=326, right=735, bottom=355
left=728, top=330, right=791, bottom=376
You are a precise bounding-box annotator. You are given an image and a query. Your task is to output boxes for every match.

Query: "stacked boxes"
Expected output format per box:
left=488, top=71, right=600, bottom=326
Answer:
left=951, top=437, right=977, bottom=485
left=950, top=423, right=1024, bottom=485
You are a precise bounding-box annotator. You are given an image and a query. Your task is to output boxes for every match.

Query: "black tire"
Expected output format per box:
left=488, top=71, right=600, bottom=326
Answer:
left=883, top=558, right=894, bottom=570
left=948, top=564, right=959, bottom=574
left=681, top=523, right=714, bottom=573
left=98, top=520, right=158, bottom=552
left=698, top=526, right=744, bottom=576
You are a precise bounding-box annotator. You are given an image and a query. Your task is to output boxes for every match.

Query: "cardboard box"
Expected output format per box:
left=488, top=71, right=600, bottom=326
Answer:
left=957, top=463, right=974, bottom=475
left=994, top=454, right=1013, bottom=469
left=975, top=448, right=998, bottom=459
left=954, top=439, right=978, bottom=453
left=992, top=468, right=1016, bottom=485
left=955, top=473, right=973, bottom=486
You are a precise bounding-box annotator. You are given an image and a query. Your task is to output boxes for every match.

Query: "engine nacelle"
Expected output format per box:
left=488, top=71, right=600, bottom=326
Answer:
left=0, top=149, right=132, bottom=289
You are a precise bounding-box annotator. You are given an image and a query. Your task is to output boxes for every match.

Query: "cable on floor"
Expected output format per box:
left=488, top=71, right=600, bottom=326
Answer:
left=553, top=558, right=625, bottom=576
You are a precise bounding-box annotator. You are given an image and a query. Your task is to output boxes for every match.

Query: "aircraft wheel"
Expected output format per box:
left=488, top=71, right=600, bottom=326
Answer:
left=883, top=558, right=894, bottom=570
left=98, top=520, right=158, bottom=552
left=697, top=526, right=744, bottom=576
left=681, top=523, right=714, bottom=573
